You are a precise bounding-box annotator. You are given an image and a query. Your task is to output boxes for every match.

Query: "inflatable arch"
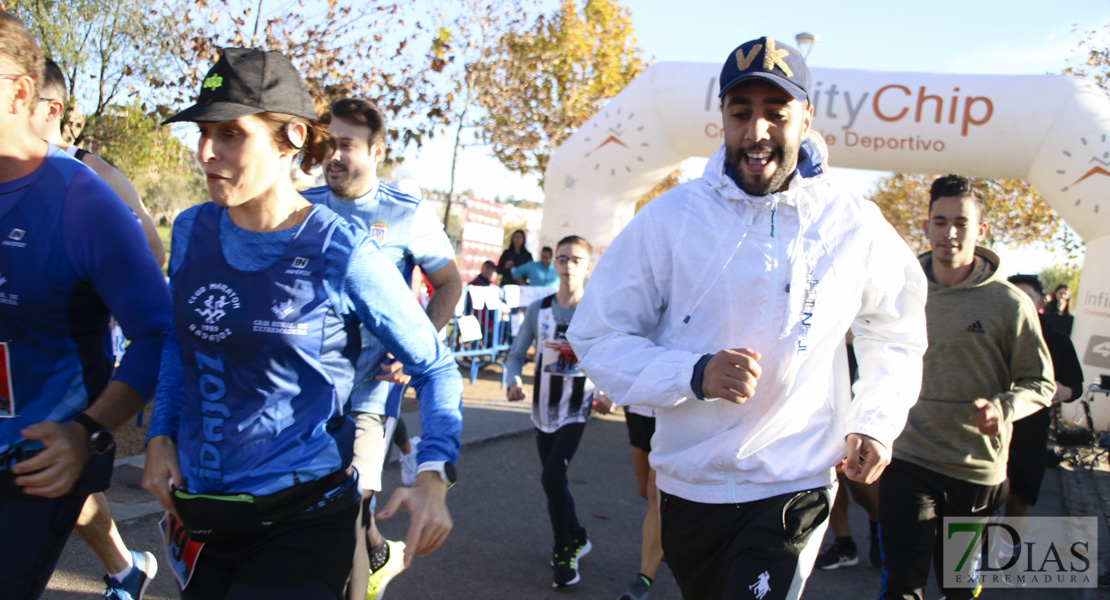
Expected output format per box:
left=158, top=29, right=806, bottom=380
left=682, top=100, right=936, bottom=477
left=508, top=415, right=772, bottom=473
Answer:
left=541, top=63, right=1110, bottom=389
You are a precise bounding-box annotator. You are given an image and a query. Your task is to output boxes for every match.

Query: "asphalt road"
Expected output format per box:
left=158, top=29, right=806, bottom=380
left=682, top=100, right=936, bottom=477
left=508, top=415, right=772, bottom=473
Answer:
left=43, top=414, right=1089, bottom=599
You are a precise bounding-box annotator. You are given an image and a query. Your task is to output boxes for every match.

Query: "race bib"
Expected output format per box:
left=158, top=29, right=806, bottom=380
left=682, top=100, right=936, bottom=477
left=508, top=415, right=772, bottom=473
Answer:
left=159, top=512, right=204, bottom=589
left=0, top=342, right=13, bottom=418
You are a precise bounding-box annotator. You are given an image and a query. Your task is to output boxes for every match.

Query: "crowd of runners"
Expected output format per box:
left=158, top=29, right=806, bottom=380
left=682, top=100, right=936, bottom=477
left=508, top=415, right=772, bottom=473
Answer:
left=0, top=10, right=1089, bottom=600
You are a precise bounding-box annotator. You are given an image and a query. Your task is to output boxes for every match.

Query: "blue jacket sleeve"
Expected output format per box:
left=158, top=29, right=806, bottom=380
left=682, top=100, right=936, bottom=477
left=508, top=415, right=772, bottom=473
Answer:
left=63, top=172, right=172, bottom=400
left=146, top=208, right=196, bottom=442
left=343, top=238, right=463, bottom=466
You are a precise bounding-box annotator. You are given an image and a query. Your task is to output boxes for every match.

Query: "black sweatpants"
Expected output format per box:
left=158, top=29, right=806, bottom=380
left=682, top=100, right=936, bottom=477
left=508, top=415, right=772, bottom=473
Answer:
left=659, top=486, right=832, bottom=600
left=535, top=422, right=588, bottom=549
left=878, top=458, right=1004, bottom=600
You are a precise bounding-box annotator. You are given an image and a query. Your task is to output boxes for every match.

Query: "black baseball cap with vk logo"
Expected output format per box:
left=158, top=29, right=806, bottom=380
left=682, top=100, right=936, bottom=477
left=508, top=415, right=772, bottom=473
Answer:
left=164, top=48, right=318, bottom=124
left=718, top=36, right=810, bottom=103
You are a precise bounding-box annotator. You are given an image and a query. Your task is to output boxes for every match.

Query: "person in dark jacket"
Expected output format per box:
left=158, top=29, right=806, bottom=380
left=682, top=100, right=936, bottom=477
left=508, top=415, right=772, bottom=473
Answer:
left=496, top=229, right=532, bottom=285
left=1005, top=274, right=1084, bottom=518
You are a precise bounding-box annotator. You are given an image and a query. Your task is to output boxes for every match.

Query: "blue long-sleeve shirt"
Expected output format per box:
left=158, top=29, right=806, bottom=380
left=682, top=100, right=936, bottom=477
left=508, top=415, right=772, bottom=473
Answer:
left=147, top=204, right=461, bottom=494
left=0, top=146, right=170, bottom=456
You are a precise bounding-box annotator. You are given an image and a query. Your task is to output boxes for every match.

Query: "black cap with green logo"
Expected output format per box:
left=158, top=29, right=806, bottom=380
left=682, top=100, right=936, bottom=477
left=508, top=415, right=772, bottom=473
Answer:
left=163, top=47, right=317, bottom=124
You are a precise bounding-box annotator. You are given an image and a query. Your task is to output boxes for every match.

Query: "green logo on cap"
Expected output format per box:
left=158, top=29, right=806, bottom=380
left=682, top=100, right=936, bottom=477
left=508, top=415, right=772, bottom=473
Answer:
left=203, top=74, right=224, bottom=91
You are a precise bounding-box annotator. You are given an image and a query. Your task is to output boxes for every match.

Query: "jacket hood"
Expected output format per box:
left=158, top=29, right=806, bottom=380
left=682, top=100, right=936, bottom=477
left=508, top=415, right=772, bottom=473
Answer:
left=919, top=246, right=1002, bottom=291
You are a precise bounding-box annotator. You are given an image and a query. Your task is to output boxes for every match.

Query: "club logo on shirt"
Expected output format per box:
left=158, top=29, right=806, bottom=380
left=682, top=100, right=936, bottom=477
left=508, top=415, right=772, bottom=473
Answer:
left=186, top=283, right=241, bottom=342
left=271, top=298, right=294, bottom=320
left=369, top=222, right=388, bottom=245
left=2, top=229, right=26, bottom=248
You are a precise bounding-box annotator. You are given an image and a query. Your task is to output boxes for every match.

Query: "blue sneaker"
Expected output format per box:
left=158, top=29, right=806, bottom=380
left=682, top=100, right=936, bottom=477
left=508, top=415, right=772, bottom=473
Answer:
left=101, top=550, right=157, bottom=600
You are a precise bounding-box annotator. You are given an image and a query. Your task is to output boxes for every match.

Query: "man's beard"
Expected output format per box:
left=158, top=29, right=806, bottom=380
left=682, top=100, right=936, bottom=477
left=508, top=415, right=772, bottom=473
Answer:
left=727, top=141, right=800, bottom=197
left=326, top=161, right=368, bottom=199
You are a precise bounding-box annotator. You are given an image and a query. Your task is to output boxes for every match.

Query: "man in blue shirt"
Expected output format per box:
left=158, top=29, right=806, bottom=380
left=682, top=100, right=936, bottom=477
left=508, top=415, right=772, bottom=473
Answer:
left=0, top=13, right=171, bottom=598
left=302, top=97, right=462, bottom=600
left=511, top=246, right=559, bottom=288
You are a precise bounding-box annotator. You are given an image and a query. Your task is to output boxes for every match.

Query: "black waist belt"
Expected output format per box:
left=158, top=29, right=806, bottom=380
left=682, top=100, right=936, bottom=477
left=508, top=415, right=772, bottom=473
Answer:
left=171, top=468, right=353, bottom=543
left=254, top=468, right=352, bottom=521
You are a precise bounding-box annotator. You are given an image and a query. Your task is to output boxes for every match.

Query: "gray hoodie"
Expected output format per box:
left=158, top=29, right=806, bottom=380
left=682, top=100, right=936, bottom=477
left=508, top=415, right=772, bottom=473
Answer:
left=893, top=247, right=1055, bottom=486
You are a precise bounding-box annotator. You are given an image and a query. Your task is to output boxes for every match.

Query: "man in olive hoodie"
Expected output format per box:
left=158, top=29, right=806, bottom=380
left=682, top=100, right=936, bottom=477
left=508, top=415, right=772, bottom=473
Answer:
left=878, top=175, right=1055, bottom=600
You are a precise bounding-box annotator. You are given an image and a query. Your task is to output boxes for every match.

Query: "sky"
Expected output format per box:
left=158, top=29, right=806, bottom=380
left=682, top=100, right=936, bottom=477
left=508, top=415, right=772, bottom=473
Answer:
left=394, top=0, right=1110, bottom=272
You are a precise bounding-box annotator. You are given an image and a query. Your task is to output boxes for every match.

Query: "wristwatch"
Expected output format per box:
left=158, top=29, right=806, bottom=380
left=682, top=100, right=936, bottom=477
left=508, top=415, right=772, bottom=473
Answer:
left=71, top=413, right=115, bottom=455
left=417, top=461, right=457, bottom=489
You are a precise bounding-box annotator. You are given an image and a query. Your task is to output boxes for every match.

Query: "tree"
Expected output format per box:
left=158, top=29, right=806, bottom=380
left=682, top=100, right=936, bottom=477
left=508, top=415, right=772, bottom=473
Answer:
left=426, top=0, right=536, bottom=227
left=154, top=0, right=452, bottom=153
left=1063, top=23, right=1110, bottom=94
left=1040, top=263, right=1081, bottom=301
left=867, top=174, right=1060, bottom=255
left=9, top=0, right=178, bottom=142
left=634, top=168, right=682, bottom=213
left=478, top=0, right=647, bottom=186
left=10, top=1, right=205, bottom=220
left=82, top=101, right=205, bottom=221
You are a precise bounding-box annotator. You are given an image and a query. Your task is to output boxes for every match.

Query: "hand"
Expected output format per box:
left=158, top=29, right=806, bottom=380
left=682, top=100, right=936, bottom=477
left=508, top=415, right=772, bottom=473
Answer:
left=12, top=421, right=90, bottom=497
left=970, top=398, right=1002, bottom=435
left=507, top=383, right=526, bottom=402
left=701, top=348, right=762, bottom=404
left=142, top=435, right=185, bottom=519
left=840, top=433, right=890, bottom=484
left=375, top=354, right=411, bottom=385
left=1052, top=382, right=1073, bottom=405
left=592, top=393, right=613, bottom=415
left=377, top=470, right=453, bottom=568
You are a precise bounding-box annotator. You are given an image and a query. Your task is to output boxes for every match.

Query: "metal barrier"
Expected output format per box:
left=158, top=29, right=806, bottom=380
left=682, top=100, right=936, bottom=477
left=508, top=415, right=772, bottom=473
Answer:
left=444, top=285, right=552, bottom=387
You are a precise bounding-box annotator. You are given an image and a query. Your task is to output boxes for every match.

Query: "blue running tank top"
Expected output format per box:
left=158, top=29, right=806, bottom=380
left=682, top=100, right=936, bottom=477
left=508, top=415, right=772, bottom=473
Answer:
left=173, top=203, right=356, bottom=495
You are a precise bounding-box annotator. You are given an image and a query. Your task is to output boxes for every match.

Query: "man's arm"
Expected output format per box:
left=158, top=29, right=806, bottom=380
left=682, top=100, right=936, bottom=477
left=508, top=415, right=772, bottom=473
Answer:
left=422, top=260, right=462, bottom=332
left=347, top=241, right=461, bottom=564
left=998, top=300, right=1056, bottom=421
left=510, top=263, right=531, bottom=286
left=13, top=381, right=145, bottom=497
left=568, top=206, right=707, bottom=407
left=82, top=154, right=167, bottom=268
left=846, top=207, right=929, bottom=453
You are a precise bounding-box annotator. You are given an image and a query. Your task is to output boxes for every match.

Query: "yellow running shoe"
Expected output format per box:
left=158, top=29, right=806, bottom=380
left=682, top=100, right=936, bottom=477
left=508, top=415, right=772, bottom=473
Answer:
left=366, top=540, right=406, bottom=600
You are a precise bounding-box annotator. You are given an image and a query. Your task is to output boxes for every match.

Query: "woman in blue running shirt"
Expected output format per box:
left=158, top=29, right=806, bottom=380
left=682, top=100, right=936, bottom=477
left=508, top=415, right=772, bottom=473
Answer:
left=141, top=49, right=462, bottom=600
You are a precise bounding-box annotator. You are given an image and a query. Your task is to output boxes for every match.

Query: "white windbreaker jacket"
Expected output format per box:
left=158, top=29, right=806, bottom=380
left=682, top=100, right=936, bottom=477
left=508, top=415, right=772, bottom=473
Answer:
left=567, top=144, right=928, bottom=504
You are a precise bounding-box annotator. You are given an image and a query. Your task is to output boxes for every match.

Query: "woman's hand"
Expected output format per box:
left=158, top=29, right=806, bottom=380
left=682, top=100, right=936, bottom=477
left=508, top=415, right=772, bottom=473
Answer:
left=142, top=435, right=185, bottom=519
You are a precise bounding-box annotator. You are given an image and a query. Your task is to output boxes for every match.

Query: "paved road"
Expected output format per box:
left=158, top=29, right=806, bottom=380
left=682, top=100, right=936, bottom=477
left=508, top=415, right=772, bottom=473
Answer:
left=44, top=418, right=1089, bottom=599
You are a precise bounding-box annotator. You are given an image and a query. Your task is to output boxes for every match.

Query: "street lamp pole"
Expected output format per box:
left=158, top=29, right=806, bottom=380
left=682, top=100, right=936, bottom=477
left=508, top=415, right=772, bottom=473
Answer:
left=795, top=32, right=820, bottom=61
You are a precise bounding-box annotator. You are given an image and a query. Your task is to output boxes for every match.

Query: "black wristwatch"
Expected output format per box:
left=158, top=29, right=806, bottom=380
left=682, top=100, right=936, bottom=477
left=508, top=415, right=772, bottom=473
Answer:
left=71, top=413, right=115, bottom=455
left=421, top=461, right=457, bottom=489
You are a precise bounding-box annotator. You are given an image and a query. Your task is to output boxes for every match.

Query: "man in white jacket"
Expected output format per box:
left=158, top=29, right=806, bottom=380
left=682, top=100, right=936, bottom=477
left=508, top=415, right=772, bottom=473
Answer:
left=568, top=36, right=929, bottom=600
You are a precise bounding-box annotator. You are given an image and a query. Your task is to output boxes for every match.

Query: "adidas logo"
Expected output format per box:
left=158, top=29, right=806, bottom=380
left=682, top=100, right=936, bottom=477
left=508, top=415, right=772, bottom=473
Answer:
left=966, top=320, right=985, bottom=334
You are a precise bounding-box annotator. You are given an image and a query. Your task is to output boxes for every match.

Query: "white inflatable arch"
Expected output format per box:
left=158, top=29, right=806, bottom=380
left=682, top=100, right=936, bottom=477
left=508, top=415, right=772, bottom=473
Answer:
left=541, top=63, right=1110, bottom=386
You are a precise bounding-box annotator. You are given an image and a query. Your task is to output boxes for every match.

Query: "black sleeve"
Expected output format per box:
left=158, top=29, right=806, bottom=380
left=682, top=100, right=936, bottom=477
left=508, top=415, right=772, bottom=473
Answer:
left=1046, top=328, right=1086, bottom=402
